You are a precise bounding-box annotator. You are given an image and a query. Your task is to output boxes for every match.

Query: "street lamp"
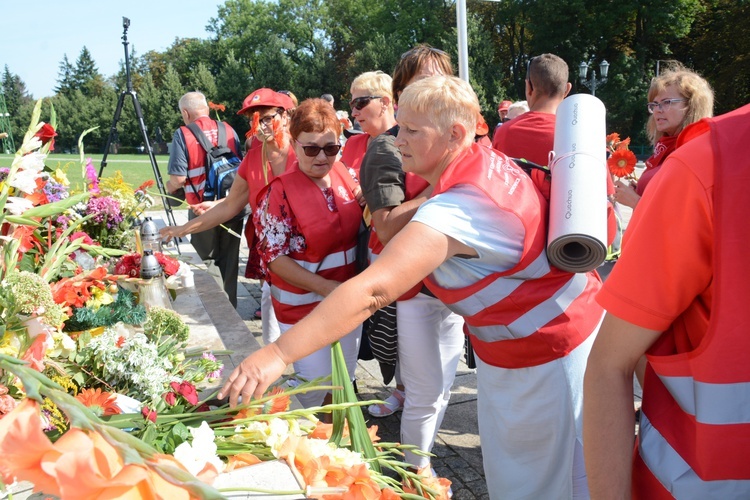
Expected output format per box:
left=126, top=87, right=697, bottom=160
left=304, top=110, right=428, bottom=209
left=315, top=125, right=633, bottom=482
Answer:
left=579, top=60, right=610, bottom=96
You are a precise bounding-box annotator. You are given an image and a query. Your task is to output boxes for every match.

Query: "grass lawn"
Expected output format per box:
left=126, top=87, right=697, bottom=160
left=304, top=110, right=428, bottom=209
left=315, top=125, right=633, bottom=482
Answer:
left=0, top=153, right=183, bottom=210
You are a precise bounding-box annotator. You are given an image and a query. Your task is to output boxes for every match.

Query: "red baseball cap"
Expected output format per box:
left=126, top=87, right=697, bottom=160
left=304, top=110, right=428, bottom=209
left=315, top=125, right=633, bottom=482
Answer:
left=498, top=100, right=512, bottom=112
left=237, top=88, right=295, bottom=115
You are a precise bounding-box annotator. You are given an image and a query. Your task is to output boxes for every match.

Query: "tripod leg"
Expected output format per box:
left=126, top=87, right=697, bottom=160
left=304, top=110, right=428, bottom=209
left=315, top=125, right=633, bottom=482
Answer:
left=99, top=91, right=128, bottom=177
left=129, top=91, right=181, bottom=254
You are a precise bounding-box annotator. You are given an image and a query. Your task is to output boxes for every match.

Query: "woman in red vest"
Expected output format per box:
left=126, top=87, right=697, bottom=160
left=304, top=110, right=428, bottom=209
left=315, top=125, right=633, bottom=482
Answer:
left=221, top=76, right=605, bottom=498
left=253, top=98, right=364, bottom=411
left=613, top=64, right=713, bottom=209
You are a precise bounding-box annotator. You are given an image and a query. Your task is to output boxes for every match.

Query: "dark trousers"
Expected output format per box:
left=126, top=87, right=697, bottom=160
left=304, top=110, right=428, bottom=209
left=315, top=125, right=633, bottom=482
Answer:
left=188, top=213, right=243, bottom=308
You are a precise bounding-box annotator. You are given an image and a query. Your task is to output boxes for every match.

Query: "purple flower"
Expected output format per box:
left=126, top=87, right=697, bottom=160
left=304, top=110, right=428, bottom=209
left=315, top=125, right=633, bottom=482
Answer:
left=86, top=196, right=123, bottom=228
left=0, top=168, right=9, bottom=183
left=43, top=178, right=69, bottom=203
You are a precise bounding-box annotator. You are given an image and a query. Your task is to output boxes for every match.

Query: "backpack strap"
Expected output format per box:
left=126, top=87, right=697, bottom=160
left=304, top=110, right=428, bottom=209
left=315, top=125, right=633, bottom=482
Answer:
left=185, top=121, right=216, bottom=154
left=216, top=120, right=227, bottom=148
left=183, top=121, right=217, bottom=204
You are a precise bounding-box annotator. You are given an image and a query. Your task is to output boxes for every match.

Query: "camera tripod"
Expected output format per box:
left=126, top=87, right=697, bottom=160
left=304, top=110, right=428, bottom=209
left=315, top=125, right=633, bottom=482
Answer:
left=100, top=17, right=180, bottom=251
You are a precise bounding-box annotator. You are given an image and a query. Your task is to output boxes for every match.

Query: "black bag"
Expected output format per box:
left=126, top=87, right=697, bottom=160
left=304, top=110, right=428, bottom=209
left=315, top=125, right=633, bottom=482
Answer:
left=186, top=121, right=242, bottom=202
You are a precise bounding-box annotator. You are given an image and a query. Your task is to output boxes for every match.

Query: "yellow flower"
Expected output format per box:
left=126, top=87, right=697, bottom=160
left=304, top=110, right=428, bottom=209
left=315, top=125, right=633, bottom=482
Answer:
left=86, top=286, right=115, bottom=310
left=52, top=168, right=70, bottom=186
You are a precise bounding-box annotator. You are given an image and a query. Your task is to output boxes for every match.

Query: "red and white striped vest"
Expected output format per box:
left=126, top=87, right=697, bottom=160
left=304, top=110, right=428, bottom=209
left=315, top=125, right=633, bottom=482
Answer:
left=423, top=143, right=603, bottom=368
left=268, top=162, right=363, bottom=324
left=634, top=103, right=750, bottom=498
left=180, top=116, right=240, bottom=205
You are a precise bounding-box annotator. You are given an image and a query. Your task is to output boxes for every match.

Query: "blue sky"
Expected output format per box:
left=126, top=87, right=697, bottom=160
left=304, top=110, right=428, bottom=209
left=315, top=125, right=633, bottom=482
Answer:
left=1, top=0, right=226, bottom=98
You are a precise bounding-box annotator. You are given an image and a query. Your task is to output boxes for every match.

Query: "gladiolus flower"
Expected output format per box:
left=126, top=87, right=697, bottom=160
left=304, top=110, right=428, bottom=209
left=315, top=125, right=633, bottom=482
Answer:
left=225, top=453, right=262, bottom=471
left=34, top=123, right=57, bottom=150
left=608, top=149, right=637, bottom=178
left=0, top=399, right=62, bottom=495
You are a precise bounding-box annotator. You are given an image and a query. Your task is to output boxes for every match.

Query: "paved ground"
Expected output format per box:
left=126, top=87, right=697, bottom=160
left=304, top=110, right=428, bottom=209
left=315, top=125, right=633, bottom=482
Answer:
left=156, top=186, right=641, bottom=499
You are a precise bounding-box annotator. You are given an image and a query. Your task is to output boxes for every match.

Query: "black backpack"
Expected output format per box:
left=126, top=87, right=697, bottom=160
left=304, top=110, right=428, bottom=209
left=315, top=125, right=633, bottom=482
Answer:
left=185, top=121, right=242, bottom=202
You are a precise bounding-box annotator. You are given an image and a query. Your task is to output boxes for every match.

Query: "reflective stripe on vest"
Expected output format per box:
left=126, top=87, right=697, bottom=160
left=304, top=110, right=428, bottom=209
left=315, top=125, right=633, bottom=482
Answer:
left=291, top=246, right=357, bottom=274
left=657, top=374, right=750, bottom=425
left=443, top=251, right=550, bottom=318
left=464, top=271, right=589, bottom=342
left=638, top=412, right=750, bottom=498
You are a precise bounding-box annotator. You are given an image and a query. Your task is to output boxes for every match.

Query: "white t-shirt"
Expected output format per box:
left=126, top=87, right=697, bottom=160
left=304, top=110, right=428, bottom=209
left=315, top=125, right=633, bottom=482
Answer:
left=412, top=184, right=526, bottom=288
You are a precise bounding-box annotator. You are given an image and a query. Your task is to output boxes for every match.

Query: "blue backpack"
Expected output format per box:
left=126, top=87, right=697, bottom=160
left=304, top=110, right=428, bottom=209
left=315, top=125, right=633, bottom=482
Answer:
left=186, top=121, right=242, bottom=201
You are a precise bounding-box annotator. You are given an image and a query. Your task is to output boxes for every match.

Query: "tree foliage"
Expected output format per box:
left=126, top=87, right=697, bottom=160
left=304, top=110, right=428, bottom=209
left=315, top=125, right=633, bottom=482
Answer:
left=2, top=0, right=743, bottom=154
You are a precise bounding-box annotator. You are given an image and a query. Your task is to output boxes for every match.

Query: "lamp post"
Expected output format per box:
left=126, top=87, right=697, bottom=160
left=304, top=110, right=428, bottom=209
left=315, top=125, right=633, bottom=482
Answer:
left=579, top=60, right=610, bottom=97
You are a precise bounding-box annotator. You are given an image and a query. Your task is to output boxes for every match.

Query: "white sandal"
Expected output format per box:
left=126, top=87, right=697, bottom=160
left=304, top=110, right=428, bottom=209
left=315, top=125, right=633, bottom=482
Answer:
left=367, top=389, right=405, bottom=418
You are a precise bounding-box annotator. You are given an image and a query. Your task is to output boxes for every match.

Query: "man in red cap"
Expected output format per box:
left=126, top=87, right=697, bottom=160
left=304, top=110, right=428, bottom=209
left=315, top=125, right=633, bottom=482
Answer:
left=166, top=91, right=243, bottom=307
left=491, top=100, right=512, bottom=141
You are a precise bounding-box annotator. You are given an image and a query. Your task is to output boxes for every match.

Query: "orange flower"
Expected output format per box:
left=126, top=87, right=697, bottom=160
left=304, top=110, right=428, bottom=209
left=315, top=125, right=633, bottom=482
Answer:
left=341, top=463, right=380, bottom=500
left=52, top=429, right=151, bottom=499
left=208, top=102, right=226, bottom=112
left=21, top=335, right=47, bottom=372
left=12, top=225, right=41, bottom=254
left=234, top=386, right=291, bottom=418
left=247, top=111, right=260, bottom=139
left=607, top=149, right=637, bottom=178
left=137, top=179, right=155, bottom=191
left=378, top=488, right=401, bottom=499
left=0, top=399, right=62, bottom=496
left=75, top=388, right=122, bottom=417
left=605, top=132, right=620, bottom=149
left=225, top=453, right=262, bottom=472
left=616, top=136, right=631, bottom=151
left=309, top=421, right=380, bottom=444
left=403, top=476, right=453, bottom=500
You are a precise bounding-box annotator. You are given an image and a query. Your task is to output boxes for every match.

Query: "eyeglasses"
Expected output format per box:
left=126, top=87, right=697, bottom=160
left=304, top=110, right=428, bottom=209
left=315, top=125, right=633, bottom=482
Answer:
left=647, top=98, right=687, bottom=114
left=259, top=112, right=279, bottom=126
left=349, top=96, right=382, bottom=111
left=295, top=141, right=342, bottom=157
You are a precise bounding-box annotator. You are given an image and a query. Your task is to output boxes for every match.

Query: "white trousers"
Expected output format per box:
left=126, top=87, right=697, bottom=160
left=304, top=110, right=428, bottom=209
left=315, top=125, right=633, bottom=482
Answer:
left=261, top=281, right=281, bottom=345
left=476, top=331, right=596, bottom=500
left=280, top=321, right=361, bottom=409
left=397, top=292, right=465, bottom=468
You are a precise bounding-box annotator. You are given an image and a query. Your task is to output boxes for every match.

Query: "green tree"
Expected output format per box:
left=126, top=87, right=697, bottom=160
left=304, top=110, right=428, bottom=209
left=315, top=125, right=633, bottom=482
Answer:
left=54, top=55, right=76, bottom=97
left=73, top=47, right=108, bottom=97
left=159, top=65, right=186, bottom=137
left=188, top=62, right=218, bottom=101
left=2, top=66, right=34, bottom=147
left=671, top=0, right=750, bottom=115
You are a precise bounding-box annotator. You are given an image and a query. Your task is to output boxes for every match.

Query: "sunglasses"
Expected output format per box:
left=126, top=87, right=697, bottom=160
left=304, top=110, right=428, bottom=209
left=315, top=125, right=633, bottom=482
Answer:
left=295, top=141, right=342, bottom=157
left=526, top=56, right=537, bottom=91
left=349, top=96, right=382, bottom=111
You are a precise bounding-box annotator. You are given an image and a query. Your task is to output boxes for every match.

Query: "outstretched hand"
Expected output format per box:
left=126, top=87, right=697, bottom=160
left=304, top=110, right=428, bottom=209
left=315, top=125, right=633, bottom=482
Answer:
left=159, top=224, right=184, bottom=243
left=217, top=344, right=289, bottom=407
